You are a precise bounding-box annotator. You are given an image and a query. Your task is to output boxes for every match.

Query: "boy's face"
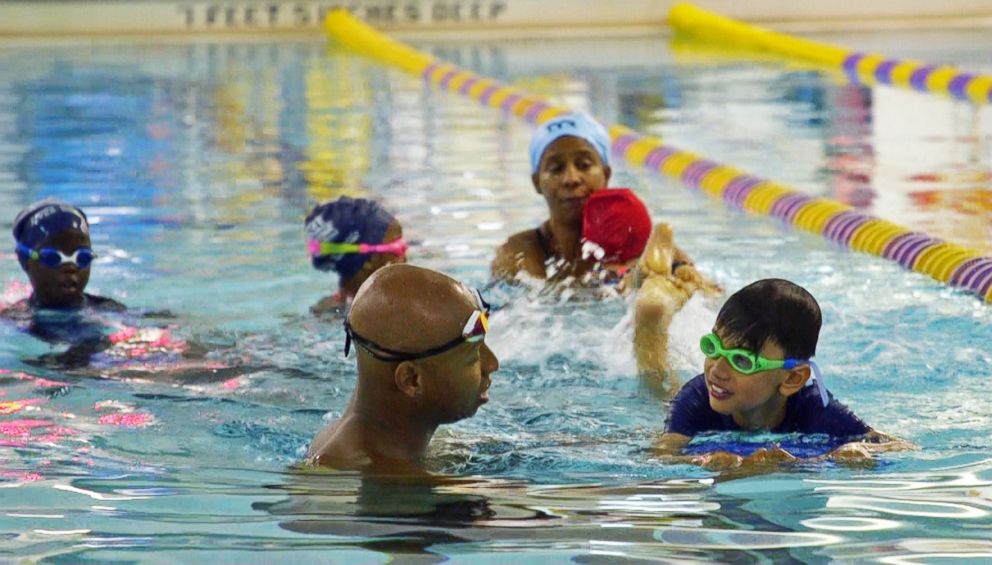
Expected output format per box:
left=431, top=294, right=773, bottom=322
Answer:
left=24, top=229, right=92, bottom=308
left=702, top=329, right=792, bottom=429
left=532, top=136, right=611, bottom=228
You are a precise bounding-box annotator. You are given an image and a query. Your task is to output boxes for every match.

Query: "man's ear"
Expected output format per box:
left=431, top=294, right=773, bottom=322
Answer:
left=603, top=164, right=612, bottom=186
left=779, top=365, right=811, bottom=397
left=531, top=172, right=541, bottom=194
left=394, top=361, right=423, bottom=398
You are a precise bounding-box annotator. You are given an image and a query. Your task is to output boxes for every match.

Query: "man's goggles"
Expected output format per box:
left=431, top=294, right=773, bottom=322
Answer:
left=307, top=239, right=408, bottom=259
left=16, top=243, right=96, bottom=270
left=344, top=288, right=490, bottom=362
left=699, top=332, right=805, bottom=375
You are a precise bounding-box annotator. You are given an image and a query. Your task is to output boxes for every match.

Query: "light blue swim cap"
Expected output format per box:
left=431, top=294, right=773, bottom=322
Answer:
left=528, top=112, right=611, bottom=173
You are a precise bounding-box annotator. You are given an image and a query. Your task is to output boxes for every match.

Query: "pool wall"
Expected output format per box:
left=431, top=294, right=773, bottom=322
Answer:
left=2, top=0, right=992, bottom=37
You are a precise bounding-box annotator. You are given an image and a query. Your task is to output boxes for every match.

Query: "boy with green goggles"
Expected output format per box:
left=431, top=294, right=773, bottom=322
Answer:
left=654, top=278, right=909, bottom=470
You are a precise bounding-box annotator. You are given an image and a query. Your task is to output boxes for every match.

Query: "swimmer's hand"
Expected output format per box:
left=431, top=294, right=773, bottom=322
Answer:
left=691, top=446, right=798, bottom=471
left=674, top=263, right=722, bottom=298
left=820, top=430, right=916, bottom=467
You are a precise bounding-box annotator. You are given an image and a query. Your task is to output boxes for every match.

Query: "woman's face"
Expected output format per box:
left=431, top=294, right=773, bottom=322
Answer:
left=532, top=136, right=611, bottom=227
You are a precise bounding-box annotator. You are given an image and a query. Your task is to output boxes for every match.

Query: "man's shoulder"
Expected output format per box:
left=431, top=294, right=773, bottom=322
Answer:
left=306, top=419, right=372, bottom=470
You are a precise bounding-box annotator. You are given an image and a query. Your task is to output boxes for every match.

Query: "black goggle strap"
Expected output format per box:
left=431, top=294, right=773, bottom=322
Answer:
left=473, top=287, right=491, bottom=315
left=344, top=318, right=451, bottom=363
left=342, top=288, right=491, bottom=363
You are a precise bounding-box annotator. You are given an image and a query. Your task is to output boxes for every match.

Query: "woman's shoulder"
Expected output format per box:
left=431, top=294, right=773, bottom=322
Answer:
left=492, top=227, right=547, bottom=280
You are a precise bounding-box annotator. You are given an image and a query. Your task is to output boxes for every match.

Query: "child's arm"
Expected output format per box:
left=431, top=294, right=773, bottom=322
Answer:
left=653, top=432, right=798, bottom=471
left=822, top=429, right=916, bottom=464
left=631, top=224, right=709, bottom=394
left=633, top=277, right=683, bottom=395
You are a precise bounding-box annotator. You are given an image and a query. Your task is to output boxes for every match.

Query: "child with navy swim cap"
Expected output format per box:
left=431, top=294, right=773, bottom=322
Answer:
left=655, top=278, right=909, bottom=470
left=4, top=198, right=124, bottom=316
left=305, top=197, right=406, bottom=315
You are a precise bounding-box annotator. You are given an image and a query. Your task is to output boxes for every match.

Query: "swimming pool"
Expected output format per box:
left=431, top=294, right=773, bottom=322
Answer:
left=1, top=28, right=991, bottom=562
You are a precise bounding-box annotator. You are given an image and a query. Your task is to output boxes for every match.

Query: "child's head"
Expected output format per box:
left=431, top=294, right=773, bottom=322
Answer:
left=304, top=197, right=405, bottom=297
left=529, top=112, right=612, bottom=226
left=581, top=188, right=651, bottom=267
left=702, top=279, right=822, bottom=425
left=714, top=279, right=821, bottom=360
left=12, top=198, right=93, bottom=308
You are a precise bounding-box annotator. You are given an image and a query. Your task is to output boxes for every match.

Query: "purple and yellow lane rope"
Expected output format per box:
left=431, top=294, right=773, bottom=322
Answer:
left=669, top=2, right=992, bottom=105
left=323, top=9, right=992, bottom=303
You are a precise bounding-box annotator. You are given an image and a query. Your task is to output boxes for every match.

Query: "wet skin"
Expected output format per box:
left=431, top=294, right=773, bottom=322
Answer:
left=703, top=329, right=805, bottom=431
left=307, top=265, right=500, bottom=472
left=24, top=230, right=92, bottom=308
left=531, top=135, right=611, bottom=233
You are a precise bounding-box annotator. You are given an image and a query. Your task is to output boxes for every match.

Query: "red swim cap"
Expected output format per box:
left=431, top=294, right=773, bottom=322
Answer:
left=581, top=188, right=652, bottom=264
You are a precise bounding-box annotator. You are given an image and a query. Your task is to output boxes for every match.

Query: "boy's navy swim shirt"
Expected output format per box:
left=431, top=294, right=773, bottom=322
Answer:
left=665, top=374, right=871, bottom=438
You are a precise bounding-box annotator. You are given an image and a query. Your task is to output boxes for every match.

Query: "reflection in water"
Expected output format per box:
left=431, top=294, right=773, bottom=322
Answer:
left=253, top=473, right=557, bottom=561
left=253, top=473, right=851, bottom=562
left=808, top=458, right=992, bottom=562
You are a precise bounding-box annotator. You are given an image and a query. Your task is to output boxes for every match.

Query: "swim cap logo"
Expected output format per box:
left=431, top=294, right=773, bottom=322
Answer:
left=546, top=119, right=576, bottom=132
left=305, top=216, right=338, bottom=243
left=28, top=205, right=89, bottom=235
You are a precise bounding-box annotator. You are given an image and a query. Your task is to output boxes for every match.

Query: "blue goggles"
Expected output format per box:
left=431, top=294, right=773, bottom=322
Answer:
left=16, top=243, right=96, bottom=269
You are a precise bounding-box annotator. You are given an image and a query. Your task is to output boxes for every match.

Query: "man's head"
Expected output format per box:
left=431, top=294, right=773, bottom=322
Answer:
left=702, top=279, right=821, bottom=426
left=305, top=197, right=406, bottom=297
left=530, top=113, right=612, bottom=227
left=345, top=264, right=499, bottom=425
left=12, top=199, right=93, bottom=308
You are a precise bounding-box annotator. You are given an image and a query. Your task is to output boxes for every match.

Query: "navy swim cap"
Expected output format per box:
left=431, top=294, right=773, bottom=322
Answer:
left=12, top=199, right=90, bottom=271
left=304, top=197, right=395, bottom=280
left=529, top=112, right=611, bottom=173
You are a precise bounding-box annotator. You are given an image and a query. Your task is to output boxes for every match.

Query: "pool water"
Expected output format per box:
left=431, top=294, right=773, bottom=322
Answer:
left=1, top=29, right=991, bottom=563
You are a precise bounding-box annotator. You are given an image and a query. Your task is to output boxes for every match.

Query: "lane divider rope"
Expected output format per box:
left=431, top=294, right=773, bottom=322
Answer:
left=323, top=9, right=992, bottom=303
left=668, top=2, right=992, bottom=105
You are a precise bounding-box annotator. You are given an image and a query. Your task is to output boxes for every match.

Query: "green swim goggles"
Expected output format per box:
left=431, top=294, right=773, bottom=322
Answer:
left=699, top=332, right=806, bottom=375
left=700, top=332, right=829, bottom=407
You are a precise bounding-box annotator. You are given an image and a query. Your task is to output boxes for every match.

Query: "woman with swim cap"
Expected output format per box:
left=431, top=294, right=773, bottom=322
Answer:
left=492, top=112, right=713, bottom=291
left=305, top=197, right=407, bottom=316
left=492, top=112, right=613, bottom=282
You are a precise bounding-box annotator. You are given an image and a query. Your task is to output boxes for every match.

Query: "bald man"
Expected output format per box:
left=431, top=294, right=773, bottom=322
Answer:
left=306, top=264, right=499, bottom=473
